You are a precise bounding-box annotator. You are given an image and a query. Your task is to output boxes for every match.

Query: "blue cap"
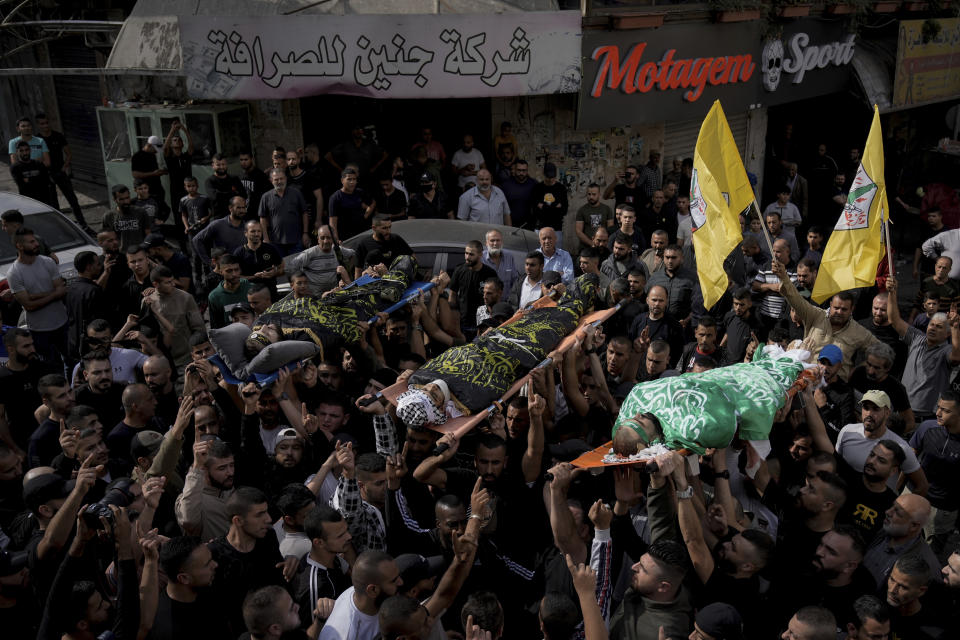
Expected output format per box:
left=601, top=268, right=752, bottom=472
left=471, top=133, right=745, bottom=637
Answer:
left=818, top=344, right=842, bottom=366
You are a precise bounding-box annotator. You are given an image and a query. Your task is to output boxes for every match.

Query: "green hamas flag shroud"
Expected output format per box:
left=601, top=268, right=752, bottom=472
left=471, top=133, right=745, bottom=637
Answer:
left=613, top=347, right=808, bottom=454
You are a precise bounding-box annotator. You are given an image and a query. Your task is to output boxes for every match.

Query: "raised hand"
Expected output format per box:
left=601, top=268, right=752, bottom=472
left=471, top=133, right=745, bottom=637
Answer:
left=470, top=476, right=491, bottom=521
left=59, top=421, right=79, bottom=460
left=565, top=553, right=597, bottom=597
left=301, top=402, right=319, bottom=434
left=192, top=440, right=212, bottom=471
left=465, top=615, right=492, bottom=640
left=141, top=476, right=165, bottom=510
left=528, top=393, right=546, bottom=419
left=588, top=499, right=613, bottom=530
left=385, top=442, right=409, bottom=491
left=335, top=441, right=355, bottom=478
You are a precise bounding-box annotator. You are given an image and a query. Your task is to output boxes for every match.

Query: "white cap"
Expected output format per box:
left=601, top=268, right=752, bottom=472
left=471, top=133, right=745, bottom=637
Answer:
left=147, top=135, right=163, bottom=147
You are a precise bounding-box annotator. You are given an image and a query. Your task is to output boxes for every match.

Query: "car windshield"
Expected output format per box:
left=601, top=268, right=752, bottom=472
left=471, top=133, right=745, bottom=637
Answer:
left=0, top=211, right=88, bottom=266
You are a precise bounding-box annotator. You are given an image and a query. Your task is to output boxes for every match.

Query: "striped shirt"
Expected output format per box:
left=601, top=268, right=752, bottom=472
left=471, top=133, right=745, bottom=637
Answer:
left=754, top=265, right=797, bottom=320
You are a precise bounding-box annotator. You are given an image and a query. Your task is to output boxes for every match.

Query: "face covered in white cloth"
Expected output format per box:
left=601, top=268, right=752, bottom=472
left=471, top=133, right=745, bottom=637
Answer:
left=396, top=380, right=451, bottom=427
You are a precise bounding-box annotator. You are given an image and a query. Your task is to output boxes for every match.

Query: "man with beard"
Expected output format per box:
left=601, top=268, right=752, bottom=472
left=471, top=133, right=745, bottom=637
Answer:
left=837, top=441, right=903, bottom=544
left=232, top=218, right=284, bottom=295
left=260, top=167, right=310, bottom=255
left=482, top=229, right=519, bottom=300
left=885, top=554, right=945, bottom=639
left=286, top=225, right=354, bottom=296
left=145, top=266, right=204, bottom=372
left=451, top=134, right=485, bottom=190
left=909, top=391, right=960, bottom=554
left=319, top=550, right=403, bottom=640
left=74, top=350, right=126, bottom=430
left=95, top=229, right=131, bottom=323
left=9, top=140, right=56, bottom=208
left=0, top=328, right=48, bottom=454
left=353, top=215, right=412, bottom=274
left=601, top=232, right=645, bottom=281
left=887, top=277, right=960, bottom=423
left=835, top=390, right=927, bottom=494
left=667, top=450, right=773, bottom=636
left=333, top=445, right=389, bottom=553
left=207, top=254, right=252, bottom=329
left=499, top=160, right=536, bottom=228
left=575, top=184, right=614, bottom=252
left=775, top=525, right=876, bottom=629
left=862, top=493, right=939, bottom=588
left=209, top=486, right=292, bottom=637
left=103, top=185, right=152, bottom=252
left=629, top=286, right=684, bottom=366
left=328, top=167, right=375, bottom=243
left=457, top=168, right=511, bottom=227
left=272, top=483, right=317, bottom=558
left=859, top=292, right=908, bottom=378
left=204, top=154, right=245, bottom=220
left=142, top=233, right=192, bottom=292
left=64, top=252, right=104, bottom=362
left=449, top=240, right=497, bottom=340
left=120, top=244, right=153, bottom=319
left=608, top=539, right=692, bottom=640
left=286, top=149, right=324, bottom=227
left=852, top=341, right=911, bottom=421
left=292, top=504, right=354, bottom=629
left=150, top=536, right=229, bottom=640
left=193, top=195, right=247, bottom=264
left=176, top=437, right=237, bottom=540
left=812, top=345, right=856, bottom=439
left=238, top=150, right=272, bottom=216
left=8, top=228, right=69, bottom=372
left=27, top=374, right=76, bottom=468
left=603, top=164, right=646, bottom=210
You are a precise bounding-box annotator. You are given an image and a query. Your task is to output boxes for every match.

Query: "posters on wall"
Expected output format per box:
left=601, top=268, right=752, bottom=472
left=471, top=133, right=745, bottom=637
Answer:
left=894, top=18, right=960, bottom=108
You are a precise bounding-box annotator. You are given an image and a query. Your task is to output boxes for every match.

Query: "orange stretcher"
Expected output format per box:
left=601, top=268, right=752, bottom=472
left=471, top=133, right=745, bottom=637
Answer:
left=369, top=296, right=622, bottom=441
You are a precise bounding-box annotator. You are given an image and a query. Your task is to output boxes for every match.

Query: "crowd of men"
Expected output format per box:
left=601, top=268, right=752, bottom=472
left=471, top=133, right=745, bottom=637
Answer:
left=2, top=118, right=960, bottom=640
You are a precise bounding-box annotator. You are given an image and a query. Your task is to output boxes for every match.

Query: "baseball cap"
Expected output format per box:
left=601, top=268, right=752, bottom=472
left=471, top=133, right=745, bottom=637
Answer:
left=23, top=474, right=74, bottom=512
left=543, top=162, right=557, bottom=178
left=274, top=427, right=302, bottom=445
left=861, top=389, right=891, bottom=410
left=395, top=554, right=445, bottom=588
left=419, top=172, right=434, bottom=184
left=695, top=603, right=743, bottom=640
left=147, top=135, right=163, bottom=147
left=542, top=270, right=562, bottom=287
left=130, top=430, right=163, bottom=460
left=230, top=301, right=254, bottom=318
left=142, top=232, right=167, bottom=249
left=818, top=344, right=842, bottom=366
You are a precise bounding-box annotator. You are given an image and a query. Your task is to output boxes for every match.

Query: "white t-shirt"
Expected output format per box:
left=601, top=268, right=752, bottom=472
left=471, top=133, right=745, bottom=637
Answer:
left=70, top=347, right=148, bottom=387
left=279, top=531, right=311, bottom=559
left=835, top=423, right=921, bottom=491
left=451, top=148, right=485, bottom=189
left=318, top=587, right=379, bottom=640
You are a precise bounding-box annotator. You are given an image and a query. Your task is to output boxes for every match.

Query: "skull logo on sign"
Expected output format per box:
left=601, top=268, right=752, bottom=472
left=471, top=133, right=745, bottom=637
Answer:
left=762, top=39, right=784, bottom=92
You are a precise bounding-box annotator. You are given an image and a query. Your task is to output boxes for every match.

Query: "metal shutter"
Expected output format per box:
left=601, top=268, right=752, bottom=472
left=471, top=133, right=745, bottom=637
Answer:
left=663, top=112, right=748, bottom=165
left=47, top=37, right=105, bottom=186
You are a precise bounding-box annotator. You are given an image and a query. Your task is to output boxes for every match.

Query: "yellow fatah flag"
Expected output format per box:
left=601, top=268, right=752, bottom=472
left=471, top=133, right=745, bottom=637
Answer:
left=812, top=105, right=888, bottom=304
left=690, top=101, right=755, bottom=309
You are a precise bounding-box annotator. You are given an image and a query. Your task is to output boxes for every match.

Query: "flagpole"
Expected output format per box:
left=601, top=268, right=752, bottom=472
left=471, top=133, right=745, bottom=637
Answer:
left=883, top=209, right=894, bottom=278
left=752, top=199, right=777, bottom=258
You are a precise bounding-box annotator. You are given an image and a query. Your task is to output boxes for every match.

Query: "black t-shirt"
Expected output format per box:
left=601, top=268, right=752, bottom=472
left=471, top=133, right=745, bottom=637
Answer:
left=613, top=183, right=647, bottom=209
left=354, top=235, right=413, bottom=270
left=888, top=601, right=947, bottom=640
left=204, top=174, right=245, bottom=219
left=39, top=130, right=68, bottom=172
left=164, top=150, right=192, bottom=192
left=233, top=243, right=283, bottom=278
left=329, top=188, right=373, bottom=241
left=0, top=362, right=48, bottom=450
left=10, top=160, right=52, bottom=203
left=848, top=366, right=911, bottom=414
left=240, top=167, right=272, bottom=217
left=407, top=190, right=450, bottom=219
left=375, top=189, right=407, bottom=218
left=209, top=532, right=284, bottom=635
left=837, top=465, right=897, bottom=545
left=131, top=150, right=163, bottom=196
left=450, top=263, right=498, bottom=330
left=148, top=590, right=231, bottom=640
left=721, top=311, right=761, bottom=365
left=857, top=319, right=909, bottom=378
left=75, top=382, right=126, bottom=434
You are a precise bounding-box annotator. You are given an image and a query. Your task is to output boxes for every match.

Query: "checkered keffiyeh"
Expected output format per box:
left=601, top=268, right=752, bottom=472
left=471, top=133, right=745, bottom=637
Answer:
left=396, top=389, right=447, bottom=427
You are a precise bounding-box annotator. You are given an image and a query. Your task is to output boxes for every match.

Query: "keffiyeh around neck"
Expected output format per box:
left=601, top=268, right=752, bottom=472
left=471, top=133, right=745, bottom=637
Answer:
left=396, top=389, right=447, bottom=427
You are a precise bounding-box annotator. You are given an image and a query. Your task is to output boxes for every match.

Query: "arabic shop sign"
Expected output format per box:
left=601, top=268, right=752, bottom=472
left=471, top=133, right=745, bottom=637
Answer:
left=579, top=20, right=856, bottom=128
left=179, top=12, right=581, bottom=100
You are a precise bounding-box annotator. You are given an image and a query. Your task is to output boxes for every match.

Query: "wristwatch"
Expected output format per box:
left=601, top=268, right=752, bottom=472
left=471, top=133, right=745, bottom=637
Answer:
left=676, top=486, right=694, bottom=500
left=279, top=392, right=290, bottom=401
left=714, top=470, right=730, bottom=480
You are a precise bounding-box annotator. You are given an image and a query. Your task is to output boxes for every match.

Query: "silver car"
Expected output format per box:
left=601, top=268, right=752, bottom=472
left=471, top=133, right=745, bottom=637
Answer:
left=342, top=219, right=540, bottom=275
left=0, top=192, right=101, bottom=286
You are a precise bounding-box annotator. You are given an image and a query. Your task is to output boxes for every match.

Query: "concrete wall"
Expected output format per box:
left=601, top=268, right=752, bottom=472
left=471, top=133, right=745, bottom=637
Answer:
left=491, top=94, right=665, bottom=252
left=248, top=99, right=304, bottom=167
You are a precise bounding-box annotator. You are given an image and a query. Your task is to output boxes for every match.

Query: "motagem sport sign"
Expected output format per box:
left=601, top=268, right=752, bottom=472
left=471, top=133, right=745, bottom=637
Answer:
left=180, top=12, right=581, bottom=99
left=579, top=19, right=856, bottom=128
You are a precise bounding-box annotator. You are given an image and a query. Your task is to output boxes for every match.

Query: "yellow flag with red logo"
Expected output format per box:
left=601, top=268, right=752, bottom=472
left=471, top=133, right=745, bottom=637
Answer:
left=691, top=101, right=755, bottom=309
left=812, top=106, right=888, bottom=304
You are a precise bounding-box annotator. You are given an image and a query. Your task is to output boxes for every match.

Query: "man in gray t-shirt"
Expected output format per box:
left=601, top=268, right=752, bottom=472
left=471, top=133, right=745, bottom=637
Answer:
left=7, top=229, right=68, bottom=368
left=285, top=226, right=355, bottom=295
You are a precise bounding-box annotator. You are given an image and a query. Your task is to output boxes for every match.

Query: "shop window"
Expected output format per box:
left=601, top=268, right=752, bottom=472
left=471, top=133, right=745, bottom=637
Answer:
left=99, top=110, right=130, bottom=162
left=218, top=109, right=251, bottom=158
left=186, top=113, right=216, bottom=164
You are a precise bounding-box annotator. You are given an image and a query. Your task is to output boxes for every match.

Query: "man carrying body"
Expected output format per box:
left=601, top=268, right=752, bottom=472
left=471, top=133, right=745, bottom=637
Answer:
left=285, top=225, right=354, bottom=296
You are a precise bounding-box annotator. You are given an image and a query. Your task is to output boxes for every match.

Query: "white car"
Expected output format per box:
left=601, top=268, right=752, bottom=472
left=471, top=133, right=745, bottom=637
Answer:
left=0, top=192, right=101, bottom=289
